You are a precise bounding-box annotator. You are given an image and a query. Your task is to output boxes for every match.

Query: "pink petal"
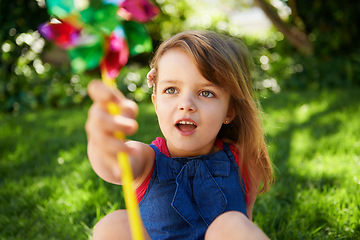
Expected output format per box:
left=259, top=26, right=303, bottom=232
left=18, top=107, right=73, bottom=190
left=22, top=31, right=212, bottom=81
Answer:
left=38, top=21, right=81, bottom=49
left=119, top=0, right=159, bottom=23
left=101, top=33, right=129, bottom=79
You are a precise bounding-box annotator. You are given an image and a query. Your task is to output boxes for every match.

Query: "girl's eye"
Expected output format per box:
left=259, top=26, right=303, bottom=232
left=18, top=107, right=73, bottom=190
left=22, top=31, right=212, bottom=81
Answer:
left=165, top=87, right=177, bottom=94
left=200, top=91, right=214, bottom=98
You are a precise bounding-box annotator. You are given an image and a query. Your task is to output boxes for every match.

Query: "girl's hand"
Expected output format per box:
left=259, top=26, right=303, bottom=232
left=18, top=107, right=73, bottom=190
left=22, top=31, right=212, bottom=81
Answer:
left=85, top=80, right=139, bottom=183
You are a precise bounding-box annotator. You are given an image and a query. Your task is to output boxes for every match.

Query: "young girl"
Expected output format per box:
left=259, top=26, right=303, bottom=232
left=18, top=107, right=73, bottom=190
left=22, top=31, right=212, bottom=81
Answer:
left=86, top=30, right=273, bottom=240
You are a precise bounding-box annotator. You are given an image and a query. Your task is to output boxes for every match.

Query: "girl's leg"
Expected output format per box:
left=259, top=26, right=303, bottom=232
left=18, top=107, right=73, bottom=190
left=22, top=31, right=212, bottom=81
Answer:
left=205, top=211, right=269, bottom=240
left=93, top=210, right=151, bottom=240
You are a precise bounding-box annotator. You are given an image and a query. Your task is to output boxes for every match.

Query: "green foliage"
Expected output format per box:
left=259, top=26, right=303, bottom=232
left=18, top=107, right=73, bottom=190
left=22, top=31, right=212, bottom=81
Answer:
left=115, top=64, right=153, bottom=102
left=147, top=0, right=230, bottom=45
left=247, top=30, right=360, bottom=90
left=286, top=49, right=360, bottom=89
left=0, top=51, right=92, bottom=113
left=0, top=2, right=91, bottom=114
left=0, top=0, right=48, bottom=43
left=1, top=89, right=359, bottom=238
left=264, top=0, right=360, bottom=89
left=0, top=2, right=154, bottom=114
left=296, top=0, right=360, bottom=56
left=2, top=0, right=360, bottom=114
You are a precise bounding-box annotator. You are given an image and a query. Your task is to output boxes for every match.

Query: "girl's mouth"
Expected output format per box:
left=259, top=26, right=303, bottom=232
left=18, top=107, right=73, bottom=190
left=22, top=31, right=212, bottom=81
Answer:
left=176, top=120, right=197, bottom=133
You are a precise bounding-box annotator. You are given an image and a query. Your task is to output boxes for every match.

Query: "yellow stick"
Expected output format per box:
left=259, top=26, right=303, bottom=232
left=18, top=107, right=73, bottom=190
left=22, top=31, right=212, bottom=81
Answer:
left=103, top=75, right=144, bottom=240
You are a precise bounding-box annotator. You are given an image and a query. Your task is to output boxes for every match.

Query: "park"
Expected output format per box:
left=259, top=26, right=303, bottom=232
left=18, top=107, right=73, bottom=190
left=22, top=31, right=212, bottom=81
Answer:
left=1, top=0, right=359, bottom=239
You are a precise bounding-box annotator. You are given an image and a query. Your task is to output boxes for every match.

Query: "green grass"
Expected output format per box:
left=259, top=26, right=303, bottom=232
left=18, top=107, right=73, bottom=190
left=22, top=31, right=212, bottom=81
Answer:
left=0, top=89, right=359, bottom=239
left=0, top=103, right=159, bottom=239
left=255, top=89, right=360, bottom=239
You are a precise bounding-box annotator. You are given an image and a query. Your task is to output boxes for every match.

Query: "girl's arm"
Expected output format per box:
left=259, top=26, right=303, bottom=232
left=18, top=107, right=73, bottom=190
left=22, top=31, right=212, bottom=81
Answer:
left=86, top=80, right=154, bottom=186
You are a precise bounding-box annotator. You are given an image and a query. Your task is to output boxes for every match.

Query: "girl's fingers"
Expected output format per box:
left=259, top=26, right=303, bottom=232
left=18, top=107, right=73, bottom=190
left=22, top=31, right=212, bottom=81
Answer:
left=88, top=80, right=122, bottom=104
left=86, top=80, right=140, bottom=183
left=87, top=103, right=138, bottom=136
left=120, top=97, right=138, bottom=119
left=87, top=80, right=138, bottom=119
left=86, top=109, right=132, bottom=155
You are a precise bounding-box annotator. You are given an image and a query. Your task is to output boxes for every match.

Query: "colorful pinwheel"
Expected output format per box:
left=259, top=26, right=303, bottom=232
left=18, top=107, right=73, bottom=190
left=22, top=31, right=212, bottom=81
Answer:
left=39, top=0, right=159, bottom=79
left=39, top=1, right=159, bottom=239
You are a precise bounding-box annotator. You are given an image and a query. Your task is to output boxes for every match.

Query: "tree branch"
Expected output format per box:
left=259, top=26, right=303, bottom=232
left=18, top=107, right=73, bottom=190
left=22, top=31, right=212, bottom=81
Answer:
left=253, top=0, right=313, bottom=55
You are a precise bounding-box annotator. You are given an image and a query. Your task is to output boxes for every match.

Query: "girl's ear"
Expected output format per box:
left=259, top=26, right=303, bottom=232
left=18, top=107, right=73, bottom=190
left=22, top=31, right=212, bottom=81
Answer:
left=224, top=107, right=236, bottom=124
left=151, top=93, right=157, bottom=112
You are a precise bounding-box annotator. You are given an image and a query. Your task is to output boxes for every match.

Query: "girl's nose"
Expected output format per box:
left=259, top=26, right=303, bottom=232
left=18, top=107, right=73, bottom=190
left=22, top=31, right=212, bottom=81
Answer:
left=178, top=94, right=196, bottom=112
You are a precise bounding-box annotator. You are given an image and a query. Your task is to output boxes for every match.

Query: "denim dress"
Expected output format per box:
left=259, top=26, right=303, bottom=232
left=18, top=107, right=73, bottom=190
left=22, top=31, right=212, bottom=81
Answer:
left=139, top=142, right=248, bottom=240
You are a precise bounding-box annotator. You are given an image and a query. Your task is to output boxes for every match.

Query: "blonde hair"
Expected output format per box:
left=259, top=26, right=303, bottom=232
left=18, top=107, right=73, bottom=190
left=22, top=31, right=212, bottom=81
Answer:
left=150, top=30, right=273, bottom=193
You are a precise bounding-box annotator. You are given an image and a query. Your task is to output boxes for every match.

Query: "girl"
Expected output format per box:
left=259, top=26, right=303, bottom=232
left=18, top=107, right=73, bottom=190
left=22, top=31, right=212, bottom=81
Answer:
left=86, top=30, right=273, bottom=239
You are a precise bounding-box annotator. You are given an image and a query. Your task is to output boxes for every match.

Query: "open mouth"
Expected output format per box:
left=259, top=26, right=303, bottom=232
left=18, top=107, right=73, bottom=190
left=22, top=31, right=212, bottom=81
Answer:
left=176, top=120, right=197, bottom=132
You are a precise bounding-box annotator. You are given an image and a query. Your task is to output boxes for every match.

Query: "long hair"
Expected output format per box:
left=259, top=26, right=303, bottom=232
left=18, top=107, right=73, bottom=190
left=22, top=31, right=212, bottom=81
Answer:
left=150, top=30, right=273, bottom=193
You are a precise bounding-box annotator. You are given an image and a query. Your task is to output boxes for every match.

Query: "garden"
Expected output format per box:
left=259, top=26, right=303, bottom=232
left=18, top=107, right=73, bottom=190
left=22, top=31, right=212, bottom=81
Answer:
left=1, top=0, right=359, bottom=239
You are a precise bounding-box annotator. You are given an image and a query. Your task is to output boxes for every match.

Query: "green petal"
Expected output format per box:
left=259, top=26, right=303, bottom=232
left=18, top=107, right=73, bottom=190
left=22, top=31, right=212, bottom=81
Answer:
left=45, top=0, right=75, bottom=17
left=123, top=21, right=152, bottom=56
left=45, top=0, right=89, bottom=18
left=66, top=42, right=104, bottom=73
left=80, top=4, right=120, bottom=35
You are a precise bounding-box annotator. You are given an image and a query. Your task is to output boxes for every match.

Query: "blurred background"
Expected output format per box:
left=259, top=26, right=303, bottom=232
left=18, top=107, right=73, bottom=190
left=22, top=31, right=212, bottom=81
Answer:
left=1, top=0, right=359, bottom=239
left=1, top=0, right=360, bottom=112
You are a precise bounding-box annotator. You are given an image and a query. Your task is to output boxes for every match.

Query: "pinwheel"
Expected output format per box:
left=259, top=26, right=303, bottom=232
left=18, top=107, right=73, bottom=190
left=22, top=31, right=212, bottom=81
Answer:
left=39, top=1, right=159, bottom=239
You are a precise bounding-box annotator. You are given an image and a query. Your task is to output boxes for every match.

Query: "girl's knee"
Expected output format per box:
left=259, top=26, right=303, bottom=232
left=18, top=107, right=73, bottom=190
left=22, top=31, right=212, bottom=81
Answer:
left=205, top=211, right=269, bottom=240
left=93, top=210, right=131, bottom=240
left=205, top=211, right=247, bottom=240
left=93, top=210, right=151, bottom=240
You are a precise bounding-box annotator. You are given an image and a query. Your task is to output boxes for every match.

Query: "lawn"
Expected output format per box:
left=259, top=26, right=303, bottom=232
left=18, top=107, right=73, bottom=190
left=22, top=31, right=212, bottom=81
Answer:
left=0, top=89, right=359, bottom=239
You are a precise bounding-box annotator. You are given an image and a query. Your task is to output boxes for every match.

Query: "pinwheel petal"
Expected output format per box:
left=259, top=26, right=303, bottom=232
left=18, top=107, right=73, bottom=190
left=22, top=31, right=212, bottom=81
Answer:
left=119, top=0, right=159, bottom=23
left=123, top=21, right=152, bottom=56
left=80, top=4, right=120, bottom=35
left=45, top=0, right=75, bottom=17
left=39, top=21, right=81, bottom=49
left=67, top=41, right=104, bottom=73
left=40, top=0, right=159, bottom=77
left=100, top=27, right=129, bottom=79
left=45, top=0, right=89, bottom=18
left=38, top=23, right=54, bottom=40
left=102, top=0, right=125, bottom=6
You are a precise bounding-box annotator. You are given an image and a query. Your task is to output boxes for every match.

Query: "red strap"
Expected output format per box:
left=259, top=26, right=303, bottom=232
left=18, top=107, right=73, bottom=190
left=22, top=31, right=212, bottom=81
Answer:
left=136, top=138, right=164, bottom=203
left=216, top=140, right=250, bottom=205
left=135, top=164, right=154, bottom=203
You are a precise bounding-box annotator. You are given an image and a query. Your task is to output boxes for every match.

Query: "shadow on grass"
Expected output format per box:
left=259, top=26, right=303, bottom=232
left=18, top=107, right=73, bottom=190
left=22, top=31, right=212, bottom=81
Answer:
left=1, top=90, right=359, bottom=239
left=255, top=89, right=360, bottom=239
left=0, top=101, right=161, bottom=239
left=0, top=107, right=94, bottom=238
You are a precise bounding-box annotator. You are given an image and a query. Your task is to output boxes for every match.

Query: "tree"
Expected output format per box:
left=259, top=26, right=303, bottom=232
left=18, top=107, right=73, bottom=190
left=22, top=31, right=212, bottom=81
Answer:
left=254, top=0, right=360, bottom=57
left=253, top=0, right=360, bottom=88
left=253, top=0, right=313, bottom=55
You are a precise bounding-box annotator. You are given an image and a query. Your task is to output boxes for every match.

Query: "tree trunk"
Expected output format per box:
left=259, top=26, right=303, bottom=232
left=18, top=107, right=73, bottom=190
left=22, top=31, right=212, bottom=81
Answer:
left=253, top=0, right=314, bottom=55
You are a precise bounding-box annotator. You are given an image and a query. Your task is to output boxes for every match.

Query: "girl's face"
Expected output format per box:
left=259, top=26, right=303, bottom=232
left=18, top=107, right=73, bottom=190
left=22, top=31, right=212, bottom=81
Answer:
left=152, top=48, right=234, bottom=157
